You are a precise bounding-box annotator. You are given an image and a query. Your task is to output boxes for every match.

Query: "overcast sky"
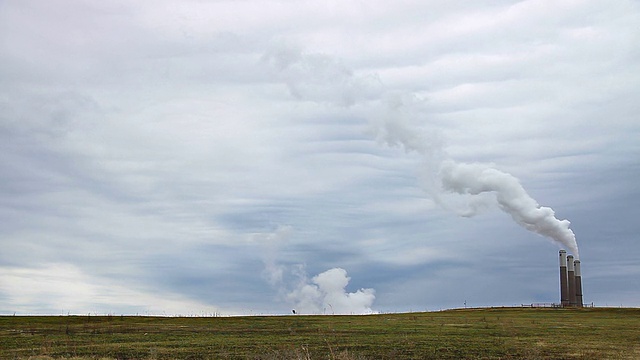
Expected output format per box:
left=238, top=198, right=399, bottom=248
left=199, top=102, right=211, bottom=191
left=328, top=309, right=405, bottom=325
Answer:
left=1, top=0, right=639, bottom=315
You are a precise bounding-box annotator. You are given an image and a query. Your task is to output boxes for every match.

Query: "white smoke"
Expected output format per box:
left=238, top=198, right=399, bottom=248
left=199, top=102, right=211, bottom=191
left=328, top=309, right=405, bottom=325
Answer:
left=258, top=224, right=294, bottom=287
left=287, top=267, right=376, bottom=315
left=263, top=45, right=383, bottom=106
left=372, top=100, right=579, bottom=258
left=256, top=226, right=376, bottom=314
left=265, top=46, right=579, bottom=258
left=439, top=161, right=579, bottom=257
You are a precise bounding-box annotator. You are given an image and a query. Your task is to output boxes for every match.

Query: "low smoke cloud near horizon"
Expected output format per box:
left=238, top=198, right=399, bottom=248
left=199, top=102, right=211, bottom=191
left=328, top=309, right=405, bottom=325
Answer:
left=1, top=0, right=639, bottom=315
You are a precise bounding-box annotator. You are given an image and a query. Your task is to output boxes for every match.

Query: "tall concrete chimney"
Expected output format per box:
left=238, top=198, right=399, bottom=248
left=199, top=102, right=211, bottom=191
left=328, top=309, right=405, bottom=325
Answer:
left=567, top=255, right=576, bottom=306
left=574, top=260, right=583, bottom=307
left=559, top=250, right=569, bottom=306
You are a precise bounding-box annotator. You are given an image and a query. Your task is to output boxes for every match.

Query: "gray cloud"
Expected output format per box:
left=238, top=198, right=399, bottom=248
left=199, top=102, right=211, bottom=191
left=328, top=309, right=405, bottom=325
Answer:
left=1, top=0, right=639, bottom=314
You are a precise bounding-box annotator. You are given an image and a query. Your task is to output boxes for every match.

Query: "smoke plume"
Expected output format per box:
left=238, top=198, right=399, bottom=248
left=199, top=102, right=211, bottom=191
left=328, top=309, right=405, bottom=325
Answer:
left=373, top=100, right=579, bottom=258
left=439, top=161, right=579, bottom=257
left=257, top=226, right=376, bottom=314
left=286, top=267, right=376, bottom=315
left=258, top=225, right=294, bottom=287
left=265, top=46, right=579, bottom=256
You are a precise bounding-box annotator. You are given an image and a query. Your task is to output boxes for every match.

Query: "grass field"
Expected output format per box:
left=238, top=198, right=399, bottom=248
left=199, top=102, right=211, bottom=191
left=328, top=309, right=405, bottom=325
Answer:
left=1, top=307, right=639, bottom=359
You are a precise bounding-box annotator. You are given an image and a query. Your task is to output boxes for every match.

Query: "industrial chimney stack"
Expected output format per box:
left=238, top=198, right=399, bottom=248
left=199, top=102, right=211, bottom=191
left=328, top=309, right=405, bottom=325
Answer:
left=559, top=250, right=569, bottom=306
left=567, top=255, right=576, bottom=306
left=574, top=260, right=583, bottom=307
left=558, top=250, right=583, bottom=307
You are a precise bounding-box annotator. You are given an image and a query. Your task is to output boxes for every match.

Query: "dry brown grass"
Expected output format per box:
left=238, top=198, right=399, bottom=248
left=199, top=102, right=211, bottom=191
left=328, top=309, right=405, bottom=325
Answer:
left=2, top=307, right=639, bottom=359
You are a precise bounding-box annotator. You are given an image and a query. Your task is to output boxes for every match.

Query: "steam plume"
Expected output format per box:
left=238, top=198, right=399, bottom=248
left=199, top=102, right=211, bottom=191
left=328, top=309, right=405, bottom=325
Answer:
left=286, top=267, right=376, bottom=315
left=372, top=97, right=579, bottom=258
left=265, top=46, right=579, bottom=257
left=373, top=101, right=579, bottom=258
left=257, top=226, right=376, bottom=314
left=439, top=161, right=578, bottom=257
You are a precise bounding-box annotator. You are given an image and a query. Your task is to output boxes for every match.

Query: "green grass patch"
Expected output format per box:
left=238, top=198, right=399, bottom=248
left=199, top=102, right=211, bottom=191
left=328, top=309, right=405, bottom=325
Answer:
left=1, top=307, right=639, bottom=359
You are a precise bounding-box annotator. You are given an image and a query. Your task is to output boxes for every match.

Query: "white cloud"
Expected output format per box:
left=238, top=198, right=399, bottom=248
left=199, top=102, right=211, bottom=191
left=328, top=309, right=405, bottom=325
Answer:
left=0, top=264, right=222, bottom=315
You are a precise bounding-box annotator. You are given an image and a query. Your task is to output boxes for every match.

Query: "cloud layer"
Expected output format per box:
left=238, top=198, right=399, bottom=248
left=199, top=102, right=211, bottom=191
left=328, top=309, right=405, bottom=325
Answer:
left=1, top=0, right=639, bottom=314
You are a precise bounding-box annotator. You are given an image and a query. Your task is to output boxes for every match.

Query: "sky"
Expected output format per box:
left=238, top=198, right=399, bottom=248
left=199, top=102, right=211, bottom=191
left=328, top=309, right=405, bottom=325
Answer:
left=1, top=0, right=639, bottom=315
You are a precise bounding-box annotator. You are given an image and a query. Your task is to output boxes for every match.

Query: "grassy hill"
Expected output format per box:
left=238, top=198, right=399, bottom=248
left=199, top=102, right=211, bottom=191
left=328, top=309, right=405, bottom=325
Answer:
left=1, top=307, right=639, bottom=359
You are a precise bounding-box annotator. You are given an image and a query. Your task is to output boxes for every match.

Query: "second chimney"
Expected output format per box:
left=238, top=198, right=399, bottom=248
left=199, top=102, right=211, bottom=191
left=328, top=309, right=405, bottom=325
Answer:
left=567, top=255, right=577, bottom=306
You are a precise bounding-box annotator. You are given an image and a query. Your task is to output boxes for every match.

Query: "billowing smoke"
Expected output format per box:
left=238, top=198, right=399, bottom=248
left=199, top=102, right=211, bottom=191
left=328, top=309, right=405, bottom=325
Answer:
left=373, top=104, right=579, bottom=258
left=287, top=267, right=376, bottom=315
left=439, top=161, right=578, bottom=257
left=256, top=226, right=376, bottom=314
left=265, top=46, right=579, bottom=258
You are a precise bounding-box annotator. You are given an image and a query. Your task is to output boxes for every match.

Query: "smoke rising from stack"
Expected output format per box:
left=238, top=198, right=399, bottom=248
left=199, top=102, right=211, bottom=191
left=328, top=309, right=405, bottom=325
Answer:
left=265, top=46, right=579, bottom=257
left=439, top=162, right=579, bottom=258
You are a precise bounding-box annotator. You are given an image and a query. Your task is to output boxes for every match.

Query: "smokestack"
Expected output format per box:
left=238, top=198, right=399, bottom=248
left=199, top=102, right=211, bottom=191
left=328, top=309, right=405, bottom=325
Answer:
left=559, top=250, right=569, bottom=306
left=567, top=255, right=576, bottom=306
left=574, top=260, right=583, bottom=307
